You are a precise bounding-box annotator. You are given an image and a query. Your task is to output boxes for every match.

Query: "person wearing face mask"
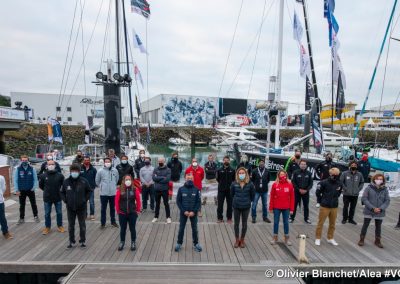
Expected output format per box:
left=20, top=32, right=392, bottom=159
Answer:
left=285, top=149, right=302, bottom=180
left=80, top=157, right=97, bottom=220
left=231, top=168, right=255, bottom=248
left=315, top=152, right=337, bottom=180
left=108, top=149, right=121, bottom=168
left=13, top=155, right=39, bottom=225
left=38, top=153, right=62, bottom=177
left=61, top=163, right=91, bottom=249
left=315, top=167, right=343, bottom=246
left=39, top=160, right=65, bottom=235
left=269, top=170, right=295, bottom=246
left=250, top=159, right=271, bottom=223
left=290, top=160, right=313, bottom=224
left=152, top=157, right=172, bottom=224
left=134, top=150, right=146, bottom=178
left=185, top=158, right=205, bottom=217
left=139, top=157, right=155, bottom=212
left=73, top=150, right=84, bottom=165
left=358, top=174, right=390, bottom=248
left=340, top=161, right=364, bottom=225
left=357, top=152, right=371, bottom=182
left=116, top=155, right=135, bottom=186
left=115, top=175, right=141, bottom=251
left=96, top=157, right=119, bottom=229
left=175, top=172, right=202, bottom=253
left=216, top=156, right=236, bottom=223
left=167, top=152, right=183, bottom=182
left=236, top=155, right=252, bottom=176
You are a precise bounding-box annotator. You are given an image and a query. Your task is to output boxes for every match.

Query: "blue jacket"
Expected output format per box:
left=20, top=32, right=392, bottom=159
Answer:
left=80, top=164, right=97, bottom=189
left=231, top=181, right=255, bottom=209
left=152, top=166, right=171, bottom=192
left=14, top=165, right=38, bottom=192
left=176, top=182, right=201, bottom=213
left=357, top=160, right=371, bottom=181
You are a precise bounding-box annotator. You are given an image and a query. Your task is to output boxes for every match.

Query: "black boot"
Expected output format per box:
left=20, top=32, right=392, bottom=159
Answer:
left=252, top=217, right=256, bottom=224
left=118, top=242, right=124, bottom=251
left=395, top=213, right=400, bottom=230
left=131, top=241, right=136, bottom=251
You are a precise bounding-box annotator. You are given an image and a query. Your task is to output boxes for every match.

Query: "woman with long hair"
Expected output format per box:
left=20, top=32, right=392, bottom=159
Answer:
left=115, top=175, right=141, bottom=251
left=231, top=167, right=255, bottom=248
left=269, top=169, right=295, bottom=246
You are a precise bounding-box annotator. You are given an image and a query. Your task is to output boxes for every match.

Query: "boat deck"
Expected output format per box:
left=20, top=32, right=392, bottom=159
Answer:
left=1, top=190, right=400, bottom=283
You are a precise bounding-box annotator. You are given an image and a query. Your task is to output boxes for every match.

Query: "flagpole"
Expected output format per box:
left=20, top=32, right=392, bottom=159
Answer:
left=145, top=19, right=150, bottom=124
left=352, top=0, right=398, bottom=144
left=115, top=0, right=121, bottom=74
left=331, top=56, right=334, bottom=131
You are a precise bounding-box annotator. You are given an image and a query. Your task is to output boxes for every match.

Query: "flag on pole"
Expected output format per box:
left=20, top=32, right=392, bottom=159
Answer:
left=305, top=76, right=316, bottom=111
left=335, top=72, right=345, bottom=119
left=131, top=0, right=150, bottom=19
left=135, top=95, right=141, bottom=117
left=324, top=0, right=335, bottom=18
left=134, top=64, right=144, bottom=88
left=293, top=11, right=303, bottom=42
left=146, top=121, right=151, bottom=144
left=331, top=36, right=346, bottom=89
left=299, top=44, right=311, bottom=78
left=311, top=100, right=324, bottom=154
left=47, top=117, right=63, bottom=144
left=133, top=29, right=148, bottom=54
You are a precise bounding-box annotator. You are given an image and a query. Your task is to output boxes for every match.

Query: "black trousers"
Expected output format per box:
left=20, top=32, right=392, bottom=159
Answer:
left=67, top=208, right=86, bottom=243
left=119, top=213, right=138, bottom=243
left=290, top=191, right=309, bottom=221
left=217, top=190, right=232, bottom=220
left=361, top=218, right=382, bottom=237
left=342, top=195, right=358, bottom=221
left=19, top=190, right=38, bottom=219
left=155, top=190, right=170, bottom=218
left=142, top=185, right=155, bottom=210
left=233, top=208, right=250, bottom=239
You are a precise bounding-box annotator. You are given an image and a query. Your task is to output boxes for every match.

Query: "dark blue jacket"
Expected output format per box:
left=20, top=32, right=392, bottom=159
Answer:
left=15, top=165, right=37, bottom=192
left=357, top=160, right=371, bottom=181
left=231, top=181, right=255, bottom=209
left=80, top=164, right=97, bottom=189
left=176, top=182, right=201, bottom=213
left=152, top=166, right=171, bottom=191
left=251, top=166, right=270, bottom=193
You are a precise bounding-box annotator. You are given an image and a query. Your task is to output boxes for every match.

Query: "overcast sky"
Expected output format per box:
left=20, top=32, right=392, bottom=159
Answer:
left=1, top=0, right=400, bottom=114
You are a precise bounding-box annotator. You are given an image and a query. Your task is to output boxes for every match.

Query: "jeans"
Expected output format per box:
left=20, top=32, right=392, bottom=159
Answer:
left=19, top=190, right=38, bottom=219
left=217, top=190, right=232, bottom=220
left=273, top=209, right=290, bottom=235
left=88, top=189, right=95, bottom=216
left=361, top=218, right=383, bottom=238
left=315, top=207, right=338, bottom=239
left=44, top=201, right=62, bottom=228
left=177, top=212, right=199, bottom=245
left=290, top=191, right=309, bottom=221
left=100, top=195, right=116, bottom=226
left=67, top=208, right=86, bottom=243
left=234, top=208, right=250, bottom=239
left=142, top=185, right=155, bottom=210
left=154, top=190, right=170, bottom=218
left=251, top=192, right=268, bottom=219
left=342, top=195, right=358, bottom=221
left=118, top=213, right=138, bottom=243
left=0, top=203, right=9, bottom=234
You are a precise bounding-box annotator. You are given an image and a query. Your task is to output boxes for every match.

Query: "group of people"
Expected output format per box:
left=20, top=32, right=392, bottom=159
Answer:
left=0, top=148, right=399, bottom=254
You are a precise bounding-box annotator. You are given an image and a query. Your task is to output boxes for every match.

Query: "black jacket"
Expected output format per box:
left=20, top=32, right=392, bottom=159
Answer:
left=73, top=156, right=84, bottom=165
left=316, top=178, right=343, bottom=208
left=152, top=166, right=171, bottom=191
left=357, top=160, right=371, bottom=181
left=38, top=161, right=62, bottom=176
left=231, top=181, right=256, bottom=209
left=116, top=163, right=135, bottom=185
left=204, top=161, right=217, bottom=180
left=80, top=164, right=97, bottom=189
left=167, top=159, right=183, bottom=182
left=176, top=182, right=201, bottom=213
left=134, top=158, right=146, bottom=177
left=291, top=169, right=313, bottom=193
left=61, top=176, right=91, bottom=211
left=287, top=159, right=300, bottom=179
left=251, top=166, right=270, bottom=193
left=236, top=162, right=252, bottom=175
left=39, top=171, right=64, bottom=203
left=315, top=160, right=337, bottom=180
left=216, top=166, right=236, bottom=191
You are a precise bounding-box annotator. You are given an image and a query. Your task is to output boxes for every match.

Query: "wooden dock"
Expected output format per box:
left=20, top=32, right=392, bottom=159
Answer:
left=0, top=190, right=400, bottom=283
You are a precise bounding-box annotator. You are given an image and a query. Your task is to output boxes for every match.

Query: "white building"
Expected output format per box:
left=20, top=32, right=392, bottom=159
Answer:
left=10, top=92, right=104, bottom=125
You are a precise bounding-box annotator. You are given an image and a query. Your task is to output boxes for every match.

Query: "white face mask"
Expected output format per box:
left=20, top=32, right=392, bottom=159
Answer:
left=192, top=162, right=198, bottom=167
left=375, top=180, right=383, bottom=186
left=47, top=155, right=53, bottom=161
left=104, top=162, right=112, bottom=168
left=47, top=165, right=56, bottom=171
left=125, top=180, right=132, bottom=187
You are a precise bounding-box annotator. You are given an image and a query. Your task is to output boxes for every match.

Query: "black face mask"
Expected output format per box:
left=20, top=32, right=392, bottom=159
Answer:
left=145, top=161, right=151, bottom=166
left=330, top=175, right=338, bottom=180
left=172, top=157, right=178, bottom=161
left=259, top=164, right=265, bottom=169
left=159, top=163, right=164, bottom=167
left=224, top=162, right=230, bottom=166
left=326, top=157, right=332, bottom=162
left=351, top=166, right=357, bottom=171
left=295, top=154, right=301, bottom=159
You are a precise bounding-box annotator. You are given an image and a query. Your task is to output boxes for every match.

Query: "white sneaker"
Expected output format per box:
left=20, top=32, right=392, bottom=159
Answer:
left=316, top=203, right=320, bottom=208
left=327, top=239, right=338, bottom=246
left=166, top=218, right=172, bottom=224
left=315, top=239, right=321, bottom=246
left=152, top=218, right=158, bottom=223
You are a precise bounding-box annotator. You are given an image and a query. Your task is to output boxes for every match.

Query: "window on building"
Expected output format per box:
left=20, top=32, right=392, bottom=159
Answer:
left=56, top=106, right=61, bottom=112
left=57, top=117, right=62, bottom=121
left=66, top=107, right=72, bottom=112
left=67, top=117, right=72, bottom=122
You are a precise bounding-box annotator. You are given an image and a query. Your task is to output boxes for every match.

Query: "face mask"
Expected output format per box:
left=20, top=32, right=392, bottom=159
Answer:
left=279, top=175, right=287, bottom=181
left=362, top=156, right=368, bottom=161
left=375, top=180, right=383, bottom=186
left=104, top=162, right=112, bottom=168
left=192, top=162, right=198, bottom=167
left=121, top=160, right=128, bottom=165
left=295, top=154, right=301, bottom=159
left=47, top=165, right=56, bottom=171
left=326, top=156, right=332, bottom=162
left=145, top=161, right=151, bottom=166
left=47, top=155, right=53, bottom=161
left=84, top=161, right=90, bottom=166
left=125, top=180, right=132, bottom=187
left=21, top=161, right=28, bottom=167
left=77, top=154, right=82, bottom=158
left=259, top=164, right=265, bottom=169
left=239, top=174, right=246, bottom=181
left=173, top=157, right=178, bottom=161
left=186, top=180, right=194, bottom=187
left=351, top=166, right=357, bottom=171
left=71, top=172, right=79, bottom=179
left=224, top=162, right=230, bottom=166
left=159, top=163, right=164, bottom=167
left=140, top=153, right=145, bottom=158
left=330, top=175, right=338, bottom=180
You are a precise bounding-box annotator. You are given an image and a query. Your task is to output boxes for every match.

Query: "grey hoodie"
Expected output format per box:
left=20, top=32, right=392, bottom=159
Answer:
left=340, top=170, right=364, bottom=196
left=140, top=165, right=154, bottom=186
left=95, top=167, right=119, bottom=196
left=361, top=183, right=390, bottom=219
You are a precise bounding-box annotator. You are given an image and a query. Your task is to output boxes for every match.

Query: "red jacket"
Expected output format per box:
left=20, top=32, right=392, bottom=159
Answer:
left=185, top=165, right=205, bottom=190
left=168, top=181, right=174, bottom=196
left=115, top=186, right=142, bottom=214
left=269, top=180, right=295, bottom=211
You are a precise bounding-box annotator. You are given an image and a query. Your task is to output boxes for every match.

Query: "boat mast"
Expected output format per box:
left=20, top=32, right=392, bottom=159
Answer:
left=274, top=0, right=284, bottom=149
left=115, top=0, right=121, bottom=74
